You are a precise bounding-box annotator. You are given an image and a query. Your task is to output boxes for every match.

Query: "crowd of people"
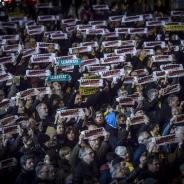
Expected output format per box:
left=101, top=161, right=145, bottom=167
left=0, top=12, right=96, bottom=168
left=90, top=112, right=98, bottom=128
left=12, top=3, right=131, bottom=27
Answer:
left=0, top=0, right=184, bottom=183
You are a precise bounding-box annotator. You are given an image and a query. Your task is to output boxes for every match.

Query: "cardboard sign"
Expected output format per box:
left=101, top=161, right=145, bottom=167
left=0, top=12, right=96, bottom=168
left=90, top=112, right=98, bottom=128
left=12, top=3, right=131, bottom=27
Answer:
left=152, top=55, right=173, bottom=63
left=115, top=47, right=137, bottom=55
left=102, top=40, right=122, bottom=48
left=134, top=69, right=149, bottom=77
left=2, top=44, right=22, bottom=53
left=55, top=55, right=78, bottom=65
left=109, top=15, right=123, bottom=22
left=26, top=70, right=51, bottom=77
left=81, top=58, right=100, bottom=67
left=79, top=87, right=98, bottom=96
left=0, top=115, right=19, bottom=127
left=22, top=48, right=38, bottom=59
left=36, top=2, right=53, bottom=9
left=137, top=75, right=156, bottom=85
left=101, top=56, right=124, bottom=64
left=69, top=46, right=92, bottom=54
left=0, top=34, right=19, bottom=41
left=16, top=88, right=37, bottom=99
left=92, top=4, right=109, bottom=10
left=50, top=33, right=68, bottom=40
left=62, top=19, right=78, bottom=26
left=37, top=15, right=56, bottom=22
left=167, top=69, right=184, bottom=78
left=0, top=73, right=13, bottom=82
left=36, top=42, right=59, bottom=50
left=79, top=79, right=103, bottom=87
left=89, top=20, right=107, bottom=26
left=152, top=71, right=166, bottom=79
left=156, top=17, right=171, bottom=22
left=87, top=65, right=110, bottom=73
left=152, top=134, right=177, bottom=146
left=27, top=25, right=45, bottom=35
left=2, top=125, right=19, bottom=135
left=1, top=22, right=17, bottom=29
left=128, top=28, right=148, bottom=34
left=164, top=25, right=184, bottom=32
left=162, top=84, right=181, bottom=96
left=99, top=69, right=124, bottom=79
left=81, top=127, right=106, bottom=139
left=86, top=28, right=105, bottom=35
left=0, top=55, right=15, bottom=64
left=123, top=76, right=134, bottom=84
left=146, top=20, right=165, bottom=27
left=44, top=31, right=63, bottom=38
left=0, top=158, right=17, bottom=169
left=143, top=41, right=166, bottom=49
left=122, top=15, right=144, bottom=23
left=80, top=41, right=98, bottom=48
left=56, top=58, right=81, bottom=67
left=160, top=64, right=183, bottom=71
left=57, top=108, right=84, bottom=118
left=47, top=74, right=71, bottom=82
left=129, top=115, right=148, bottom=125
left=116, top=96, right=135, bottom=107
left=171, top=10, right=184, bottom=17
left=31, top=54, right=55, bottom=64
left=115, top=27, right=129, bottom=34
left=77, top=25, right=93, bottom=32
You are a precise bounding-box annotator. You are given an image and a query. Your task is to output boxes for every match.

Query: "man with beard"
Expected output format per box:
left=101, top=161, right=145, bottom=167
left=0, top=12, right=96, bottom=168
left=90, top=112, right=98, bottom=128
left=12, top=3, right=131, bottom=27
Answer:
left=15, top=154, right=35, bottom=184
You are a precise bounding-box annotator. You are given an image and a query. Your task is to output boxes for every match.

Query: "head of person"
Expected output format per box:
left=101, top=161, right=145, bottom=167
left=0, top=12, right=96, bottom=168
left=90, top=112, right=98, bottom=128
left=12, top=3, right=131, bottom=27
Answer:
left=154, top=46, right=162, bottom=55
left=116, top=113, right=126, bottom=126
left=52, top=82, right=62, bottom=92
left=56, top=123, right=65, bottom=135
left=115, top=146, right=130, bottom=162
left=36, top=162, right=55, bottom=181
left=138, top=131, right=151, bottom=145
left=25, top=96, right=33, bottom=107
left=87, top=124, right=101, bottom=151
left=74, top=93, right=82, bottom=105
left=17, top=100, right=25, bottom=114
left=171, top=106, right=181, bottom=116
left=65, top=126, right=78, bottom=142
left=147, top=155, right=160, bottom=173
left=167, top=95, right=179, bottom=108
left=147, top=89, right=158, bottom=101
left=109, top=158, right=130, bottom=179
left=94, top=111, right=104, bottom=126
left=79, top=146, right=94, bottom=164
left=36, top=103, right=48, bottom=119
left=20, top=154, right=35, bottom=171
left=59, top=146, right=72, bottom=161
left=149, top=123, right=160, bottom=136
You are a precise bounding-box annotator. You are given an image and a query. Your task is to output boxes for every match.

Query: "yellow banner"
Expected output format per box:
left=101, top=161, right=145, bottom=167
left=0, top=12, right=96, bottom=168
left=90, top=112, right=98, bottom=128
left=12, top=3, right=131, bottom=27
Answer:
left=79, top=87, right=98, bottom=96
left=164, top=25, right=184, bottom=32
left=82, top=74, right=101, bottom=79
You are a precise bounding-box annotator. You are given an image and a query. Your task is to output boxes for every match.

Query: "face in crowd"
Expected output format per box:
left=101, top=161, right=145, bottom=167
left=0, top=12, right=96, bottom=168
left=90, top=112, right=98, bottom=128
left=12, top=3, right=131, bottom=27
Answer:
left=95, top=112, right=104, bottom=125
left=37, top=103, right=49, bottom=119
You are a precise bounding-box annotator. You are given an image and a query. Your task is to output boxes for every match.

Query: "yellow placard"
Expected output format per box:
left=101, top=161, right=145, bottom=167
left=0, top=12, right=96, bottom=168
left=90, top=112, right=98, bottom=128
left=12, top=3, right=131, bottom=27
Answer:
left=79, top=87, right=98, bottom=96
left=164, top=25, right=184, bottom=32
